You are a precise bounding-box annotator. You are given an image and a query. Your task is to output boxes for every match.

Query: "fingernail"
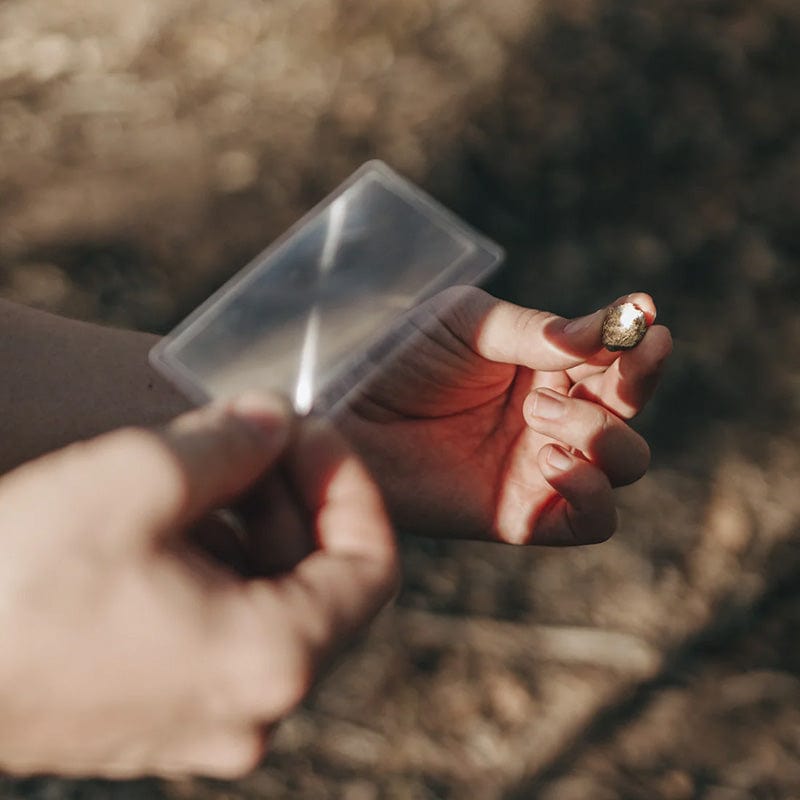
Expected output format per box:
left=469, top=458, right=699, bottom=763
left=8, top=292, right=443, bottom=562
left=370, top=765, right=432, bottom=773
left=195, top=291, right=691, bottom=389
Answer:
left=624, top=293, right=657, bottom=323
left=547, top=445, right=574, bottom=471
left=532, top=389, right=565, bottom=420
left=563, top=310, right=600, bottom=335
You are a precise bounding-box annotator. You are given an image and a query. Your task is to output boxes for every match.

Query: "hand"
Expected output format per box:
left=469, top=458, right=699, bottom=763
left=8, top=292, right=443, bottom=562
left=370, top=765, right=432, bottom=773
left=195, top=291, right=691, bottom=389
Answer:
left=336, top=287, right=672, bottom=546
left=0, top=396, right=397, bottom=779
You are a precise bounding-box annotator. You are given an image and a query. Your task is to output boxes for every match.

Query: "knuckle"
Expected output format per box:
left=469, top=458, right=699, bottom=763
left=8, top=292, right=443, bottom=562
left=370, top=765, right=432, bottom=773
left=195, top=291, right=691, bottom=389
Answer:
left=617, top=402, right=639, bottom=422
left=582, top=403, right=612, bottom=452
left=217, top=596, right=314, bottom=720
left=594, top=412, right=652, bottom=486
left=112, top=426, right=173, bottom=471
left=514, top=307, right=553, bottom=340
left=582, top=507, right=618, bottom=545
left=271, top=651, right=314, bottom=716
left=95, top=427, right=189, bottom=507
left=618, top=430, right=651, bottom=485
left=351, top=548, right=403, bottom=610
left=581, top=470, right=618, bottom=545
left=590, top=402, right=611, bottom=438
left=206, top=732, right=267, bottom=779
left=634, top=436, right=652, bottom=476
left=106, top=425, right=161, bottom=454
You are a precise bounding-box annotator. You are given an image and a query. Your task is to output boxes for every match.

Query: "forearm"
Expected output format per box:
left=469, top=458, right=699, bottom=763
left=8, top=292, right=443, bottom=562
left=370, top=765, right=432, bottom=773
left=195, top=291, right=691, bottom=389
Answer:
left=0, top=299, right=190, bottom=474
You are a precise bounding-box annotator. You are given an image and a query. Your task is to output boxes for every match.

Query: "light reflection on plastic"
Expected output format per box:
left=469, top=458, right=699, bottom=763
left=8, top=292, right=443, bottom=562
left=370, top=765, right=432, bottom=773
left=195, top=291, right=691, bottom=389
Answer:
left=293, top=194, right=347, bottom=414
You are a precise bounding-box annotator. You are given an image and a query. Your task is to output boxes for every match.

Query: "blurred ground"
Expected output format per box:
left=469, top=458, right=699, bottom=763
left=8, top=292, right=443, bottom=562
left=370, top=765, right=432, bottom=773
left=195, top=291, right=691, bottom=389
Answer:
left=1, top=0, right=800, bottom=797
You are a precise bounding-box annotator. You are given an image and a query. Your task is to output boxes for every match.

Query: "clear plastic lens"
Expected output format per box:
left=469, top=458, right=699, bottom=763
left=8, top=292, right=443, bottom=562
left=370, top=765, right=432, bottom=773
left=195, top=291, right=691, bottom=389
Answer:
left=150, top=161, right=504, bottom=414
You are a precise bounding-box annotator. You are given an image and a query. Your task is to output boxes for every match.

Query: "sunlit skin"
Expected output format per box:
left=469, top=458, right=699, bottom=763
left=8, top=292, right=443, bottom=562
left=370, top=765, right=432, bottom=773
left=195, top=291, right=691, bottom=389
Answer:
left=0, top=291, right=670, bottom=550
left=338, top=287, right=673, bottom=546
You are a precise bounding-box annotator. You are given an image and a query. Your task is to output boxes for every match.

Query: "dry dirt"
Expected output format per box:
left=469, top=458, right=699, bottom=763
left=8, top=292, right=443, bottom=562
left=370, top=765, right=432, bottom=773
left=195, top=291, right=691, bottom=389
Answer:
left=1, top=0, right=799, bottom=797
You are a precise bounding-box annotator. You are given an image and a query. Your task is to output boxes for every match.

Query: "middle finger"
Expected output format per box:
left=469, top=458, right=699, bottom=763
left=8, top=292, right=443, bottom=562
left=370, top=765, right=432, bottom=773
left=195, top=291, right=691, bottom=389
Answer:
left=523, top=388, right=650, bottom=487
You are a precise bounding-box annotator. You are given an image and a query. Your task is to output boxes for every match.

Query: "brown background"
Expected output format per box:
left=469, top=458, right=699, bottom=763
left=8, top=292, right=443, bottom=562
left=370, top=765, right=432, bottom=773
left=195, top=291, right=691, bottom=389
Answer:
left=1, top=0, right=799, bottom=797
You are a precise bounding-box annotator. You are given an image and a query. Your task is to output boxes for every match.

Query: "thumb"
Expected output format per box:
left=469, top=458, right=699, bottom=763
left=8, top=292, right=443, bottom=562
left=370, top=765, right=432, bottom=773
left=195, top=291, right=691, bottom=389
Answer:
left=120, top=393, right=293, bottom=535
left=473, top=291, right=657, bottom=371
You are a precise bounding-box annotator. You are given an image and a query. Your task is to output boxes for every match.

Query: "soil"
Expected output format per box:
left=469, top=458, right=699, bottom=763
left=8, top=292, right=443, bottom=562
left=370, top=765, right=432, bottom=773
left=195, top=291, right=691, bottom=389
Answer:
left=1, top=0, right=799, bottom=797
